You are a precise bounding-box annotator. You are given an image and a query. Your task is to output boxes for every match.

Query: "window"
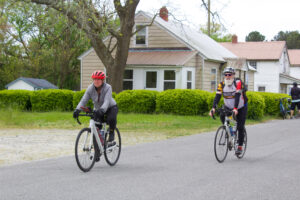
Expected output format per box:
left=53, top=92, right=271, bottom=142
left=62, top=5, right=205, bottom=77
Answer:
left=123, top=70, right=133, bottom=90
left=187, top=71, right=192, bottom=89
left=146, top=71, right=157, bottom=88
left=249, top=61, right=257, bottom=69
left=211, top=68, right=217, bottom=91
left=164, top=70, right=176, bottom=90
left=135, top=25, right=147, bottom=45
left=258, top=86, right=265, bottom=92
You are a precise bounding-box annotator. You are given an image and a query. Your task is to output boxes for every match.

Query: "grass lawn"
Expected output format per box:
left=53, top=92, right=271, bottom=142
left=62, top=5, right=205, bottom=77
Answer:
left=0, top=110, right=276, bottom=138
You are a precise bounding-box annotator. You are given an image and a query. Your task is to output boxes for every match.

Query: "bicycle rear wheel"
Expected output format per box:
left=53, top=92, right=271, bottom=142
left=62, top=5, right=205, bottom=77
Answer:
left=214, top=126, right=229, bottom=163
left=234, top=128, right=247, bottom=159
left=104, top=128, right=121, bottom=166
left=75, top=128, right=96, bottom=172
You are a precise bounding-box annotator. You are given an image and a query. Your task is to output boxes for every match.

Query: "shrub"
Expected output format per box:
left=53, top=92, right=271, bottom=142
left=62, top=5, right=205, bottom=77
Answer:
left=73, top=90, right=94, bottom=110
left=31, top=89, right=74, bottom=112
left=246, top=91, right=265, bottom=119
left=256, top=92, right=290, bottom=115
left=115, top=90, right=158, bottom=113
left=0, top=90, right=32, bottom=110
left=206, top=92, right=224, bottom=111
left=156, top=89, right=211, bottom=115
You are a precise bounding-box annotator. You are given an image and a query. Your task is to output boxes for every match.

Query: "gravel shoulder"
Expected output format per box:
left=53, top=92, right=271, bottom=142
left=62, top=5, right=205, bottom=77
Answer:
left=0, top=129, right=168, bottom=166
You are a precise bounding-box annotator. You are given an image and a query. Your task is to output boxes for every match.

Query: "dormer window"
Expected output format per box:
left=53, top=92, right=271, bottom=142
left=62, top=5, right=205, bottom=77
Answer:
left=135, top=25, right=147, bottom=46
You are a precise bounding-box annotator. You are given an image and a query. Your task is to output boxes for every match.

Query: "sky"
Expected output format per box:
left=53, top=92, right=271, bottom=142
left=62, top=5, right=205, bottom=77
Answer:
left=136, top=0, right=300, bottom=42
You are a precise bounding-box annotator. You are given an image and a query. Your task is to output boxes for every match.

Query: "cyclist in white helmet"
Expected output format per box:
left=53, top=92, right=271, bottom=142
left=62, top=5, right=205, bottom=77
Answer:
left=209, top=67, right=248, bottom=155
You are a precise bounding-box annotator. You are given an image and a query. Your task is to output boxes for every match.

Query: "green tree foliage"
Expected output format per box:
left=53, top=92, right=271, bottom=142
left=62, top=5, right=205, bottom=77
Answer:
left=273, top=31, right=300, bottom=49
left=0, top=0, right=90, bottom=90
left=29, top=0, right=140, bottom=93
left=245, top=31, right=265, bottom=42
left=200, top=23, right=232, bottom=42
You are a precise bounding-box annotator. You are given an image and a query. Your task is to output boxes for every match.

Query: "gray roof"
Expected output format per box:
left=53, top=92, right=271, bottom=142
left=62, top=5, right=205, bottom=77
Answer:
left=5, top=77, right=58, bottom=89
left=137, top=11, right=237, bottom=62
left=78, top=11, right=237, bottom=62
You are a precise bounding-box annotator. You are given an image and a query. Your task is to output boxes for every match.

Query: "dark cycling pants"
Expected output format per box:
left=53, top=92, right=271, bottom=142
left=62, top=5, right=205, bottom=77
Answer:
left=220, top=105, right=247, bottom=146
left=97, top=105, right=118, bottom=130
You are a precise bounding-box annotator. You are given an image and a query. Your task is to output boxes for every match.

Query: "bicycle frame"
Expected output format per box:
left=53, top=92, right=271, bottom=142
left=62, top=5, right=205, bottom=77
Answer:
left=89, top=119, right=106, bottom=154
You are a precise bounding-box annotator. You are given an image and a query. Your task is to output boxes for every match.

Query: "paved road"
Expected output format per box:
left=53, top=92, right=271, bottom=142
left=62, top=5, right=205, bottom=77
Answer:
left=1, top=119, right=300, bottom=200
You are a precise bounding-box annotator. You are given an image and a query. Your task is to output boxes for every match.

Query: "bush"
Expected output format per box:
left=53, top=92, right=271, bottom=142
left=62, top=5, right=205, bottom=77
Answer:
left=73, top=90, right=94, bottom=110
left=31, top=89, right=74, bottom=112
left=206, top=92, right=224, bottom=111
left=156, top=89, right=210, bottom=115
left=246, top=91, right=265, bottom=120
left=0, top=90, right=32, bottom=110
left=116, top=90, right=158, bottom=113
left=256, top=92, right=290, bottom=115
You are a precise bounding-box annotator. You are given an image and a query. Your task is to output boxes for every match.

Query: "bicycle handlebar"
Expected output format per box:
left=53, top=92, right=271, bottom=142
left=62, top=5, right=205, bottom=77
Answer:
left=75, top=106, right=95, bottom=125
left=211, top=107, right=237, bottom=121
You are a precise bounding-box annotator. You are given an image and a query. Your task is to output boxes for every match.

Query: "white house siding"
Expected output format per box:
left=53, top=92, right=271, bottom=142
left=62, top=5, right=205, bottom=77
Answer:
left=254, top=61, right=280, bottom=93
left=126, top=66, right=190, bottom=91
left=279, top=48, right=290, bottom=74
left=290, top=67, right=300, bottom=79
left=8, top=80, right=34, bottom=90
left=184, top=54, right=201, bottom=89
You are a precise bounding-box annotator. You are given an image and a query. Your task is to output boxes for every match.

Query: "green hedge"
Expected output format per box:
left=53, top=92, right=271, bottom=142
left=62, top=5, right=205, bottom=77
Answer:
left=31, top=89, right=74, bottom=112
left=0, top=90, right=32, bottom=110
left=256, top=92, right=290, bottom=115
left=246, top=91, right=265, bottom=120
left=115, top=90, right=158, bottom=113
left=156, top=89, right=210, bottom=115
left=73, top=90, right=94, bottom=110
left=206, top=92, right=224, bottom=111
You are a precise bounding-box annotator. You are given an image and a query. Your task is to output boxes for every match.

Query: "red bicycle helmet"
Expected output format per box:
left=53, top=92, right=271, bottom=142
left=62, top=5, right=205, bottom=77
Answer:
left=91, top=70, right=106, bottom=80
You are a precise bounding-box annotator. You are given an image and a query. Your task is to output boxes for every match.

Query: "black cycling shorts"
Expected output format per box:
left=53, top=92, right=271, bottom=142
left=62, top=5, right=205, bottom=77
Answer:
left=291, top=102, right=300, bottom=110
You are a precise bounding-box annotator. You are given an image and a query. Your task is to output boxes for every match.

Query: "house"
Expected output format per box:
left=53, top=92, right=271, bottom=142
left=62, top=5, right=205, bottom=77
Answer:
left=78, top=7, right=247, bottom=92
left=221, top=37, right=300, bottom=93
left=288, top=49, right=300, bottom=79
left=5, top=77, right=58, bottom=91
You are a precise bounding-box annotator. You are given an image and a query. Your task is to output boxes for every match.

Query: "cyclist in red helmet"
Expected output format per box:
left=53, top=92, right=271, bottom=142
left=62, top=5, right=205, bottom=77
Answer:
left=73, top=70, right=118, bottom=162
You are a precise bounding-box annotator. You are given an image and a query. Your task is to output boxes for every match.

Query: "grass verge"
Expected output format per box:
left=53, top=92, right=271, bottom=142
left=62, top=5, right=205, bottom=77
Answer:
left=0, top=110, right=277, bottom=138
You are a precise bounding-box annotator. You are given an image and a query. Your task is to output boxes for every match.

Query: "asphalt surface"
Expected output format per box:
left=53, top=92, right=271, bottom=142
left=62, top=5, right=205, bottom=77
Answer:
left=0, top=119, right=300, bottom=200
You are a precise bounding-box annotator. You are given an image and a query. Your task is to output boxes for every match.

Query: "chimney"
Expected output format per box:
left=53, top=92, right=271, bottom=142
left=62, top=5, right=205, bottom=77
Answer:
left=232, top=35, right=238, bottom=43
left=159, top=6, right=168, bottom=21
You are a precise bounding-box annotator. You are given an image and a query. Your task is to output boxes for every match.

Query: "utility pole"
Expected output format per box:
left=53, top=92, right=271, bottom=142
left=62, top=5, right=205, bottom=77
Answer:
left=207, top=0, right=211, bottom=36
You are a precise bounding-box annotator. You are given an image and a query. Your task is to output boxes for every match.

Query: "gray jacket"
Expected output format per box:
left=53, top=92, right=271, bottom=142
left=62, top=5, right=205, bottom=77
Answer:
left=76, top=83, right=116, bottom=112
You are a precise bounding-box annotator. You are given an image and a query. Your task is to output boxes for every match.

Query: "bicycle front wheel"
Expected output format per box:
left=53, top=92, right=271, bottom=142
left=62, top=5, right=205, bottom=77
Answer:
left=234, top=128, right=247, bottom=159
left=104, top=128, right=121, bottom=166
left=75, top=128, right=96, bottom=172
left=214, top=126, right=229, bottom=163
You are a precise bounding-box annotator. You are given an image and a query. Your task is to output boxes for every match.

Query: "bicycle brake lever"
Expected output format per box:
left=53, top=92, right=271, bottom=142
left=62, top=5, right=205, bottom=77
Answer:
left=76, top=117, right=81, bottom=125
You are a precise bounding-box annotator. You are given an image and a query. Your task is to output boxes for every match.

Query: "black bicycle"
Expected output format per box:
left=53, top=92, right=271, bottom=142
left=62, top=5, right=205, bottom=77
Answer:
left=211, top=107, right=247, bottom=163
left=74, top=107, right=121, bottom=172
left=276, top=97, right=291, bottom=119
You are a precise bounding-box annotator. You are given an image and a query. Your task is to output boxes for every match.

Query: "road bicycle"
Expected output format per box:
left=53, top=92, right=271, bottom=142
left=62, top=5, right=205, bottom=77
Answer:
left=74, top=107, right=121, bottom=172
left=211, top=107, right=247, bottom=163
left=276, top=97, right=291, bottom=119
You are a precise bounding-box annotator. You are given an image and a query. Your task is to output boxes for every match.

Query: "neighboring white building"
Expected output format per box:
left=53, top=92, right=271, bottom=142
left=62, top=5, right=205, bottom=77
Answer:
left=221, top=39, right=300, bottom=93
left=5, top=77, right=58, bottom=91
left=288, top=50, right=300, bottom=79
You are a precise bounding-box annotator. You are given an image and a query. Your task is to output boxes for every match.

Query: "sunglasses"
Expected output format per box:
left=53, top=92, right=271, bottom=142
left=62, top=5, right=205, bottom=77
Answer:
left=224, top=74, right=233, bottom=77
